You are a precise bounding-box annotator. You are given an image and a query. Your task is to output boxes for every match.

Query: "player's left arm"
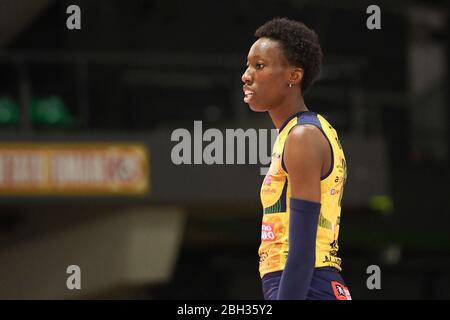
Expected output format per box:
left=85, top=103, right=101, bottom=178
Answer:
left=277, top=124, right=327, bottom=300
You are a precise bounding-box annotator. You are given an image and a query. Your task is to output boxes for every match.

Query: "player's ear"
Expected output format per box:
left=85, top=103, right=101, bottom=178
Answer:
left=289, top=67, right=304, bottom=86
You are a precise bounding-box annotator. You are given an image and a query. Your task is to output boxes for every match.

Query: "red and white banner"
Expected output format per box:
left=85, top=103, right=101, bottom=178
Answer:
left=0, top=143, right=149, bottom=195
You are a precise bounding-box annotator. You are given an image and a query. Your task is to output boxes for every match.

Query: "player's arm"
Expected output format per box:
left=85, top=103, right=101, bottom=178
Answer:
left=277, top=124, right=326, bottom=300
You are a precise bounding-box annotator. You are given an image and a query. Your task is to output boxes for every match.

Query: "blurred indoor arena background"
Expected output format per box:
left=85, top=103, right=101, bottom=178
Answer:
left=0, top=0, right=448, bottom=299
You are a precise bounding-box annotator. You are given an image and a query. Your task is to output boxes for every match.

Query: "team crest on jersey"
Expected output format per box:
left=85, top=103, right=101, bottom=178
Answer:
left=331, top=281, right=352, bottom=300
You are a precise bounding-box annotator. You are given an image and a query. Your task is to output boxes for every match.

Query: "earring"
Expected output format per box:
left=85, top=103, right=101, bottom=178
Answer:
left=289, top=83, right=293, bottom=88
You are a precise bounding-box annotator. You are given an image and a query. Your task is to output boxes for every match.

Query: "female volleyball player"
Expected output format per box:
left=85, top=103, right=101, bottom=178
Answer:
left=242, top=18, right=351, bottom=300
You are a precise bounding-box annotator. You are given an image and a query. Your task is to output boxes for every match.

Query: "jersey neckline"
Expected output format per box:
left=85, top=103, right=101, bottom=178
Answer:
left=278, top=111, right=310, bottom=134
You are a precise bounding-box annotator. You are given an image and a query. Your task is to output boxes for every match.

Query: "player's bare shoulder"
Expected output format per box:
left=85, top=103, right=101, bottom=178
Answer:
left=285, top=124, right=328, bottom=158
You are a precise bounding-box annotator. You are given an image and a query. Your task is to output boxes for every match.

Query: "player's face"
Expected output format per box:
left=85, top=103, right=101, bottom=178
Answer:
left=241, top=38, right=291, bottom=112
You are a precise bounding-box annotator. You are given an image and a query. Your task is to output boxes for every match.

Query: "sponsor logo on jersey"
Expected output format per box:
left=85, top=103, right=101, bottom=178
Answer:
left=263, top=175, right=272, bottom=186
left=261, top=223, right=276, bottom=241
left=331, top=281, right=352, bottom=300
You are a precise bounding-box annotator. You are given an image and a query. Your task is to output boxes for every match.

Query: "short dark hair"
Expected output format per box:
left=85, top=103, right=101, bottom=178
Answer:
left=255, top=17, right=323, bottom=93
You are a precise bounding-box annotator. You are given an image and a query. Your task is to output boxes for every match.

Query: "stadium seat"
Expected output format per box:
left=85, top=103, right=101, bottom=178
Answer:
left=0, top=96, right=20, bottom=128
left=31, top=95, right=77, bottom=129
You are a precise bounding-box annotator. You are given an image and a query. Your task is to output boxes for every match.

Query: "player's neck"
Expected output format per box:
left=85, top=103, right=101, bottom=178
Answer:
left=269, top=96, right=308, bottom=130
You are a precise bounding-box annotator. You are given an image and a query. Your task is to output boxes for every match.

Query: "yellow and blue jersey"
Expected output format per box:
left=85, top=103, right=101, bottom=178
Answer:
left=259, top=111, right=347, bottom=278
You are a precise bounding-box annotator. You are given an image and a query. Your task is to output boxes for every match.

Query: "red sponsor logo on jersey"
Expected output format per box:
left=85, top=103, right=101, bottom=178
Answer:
left=331, top=281, right=352, bottom=300
left=261, top=223, right=276, bottom=241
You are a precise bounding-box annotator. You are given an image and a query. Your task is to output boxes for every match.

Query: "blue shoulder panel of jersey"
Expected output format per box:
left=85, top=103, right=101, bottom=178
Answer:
left=282, top=112, right=324, bottom=173
left=296, top=111, right=323, bottom=129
